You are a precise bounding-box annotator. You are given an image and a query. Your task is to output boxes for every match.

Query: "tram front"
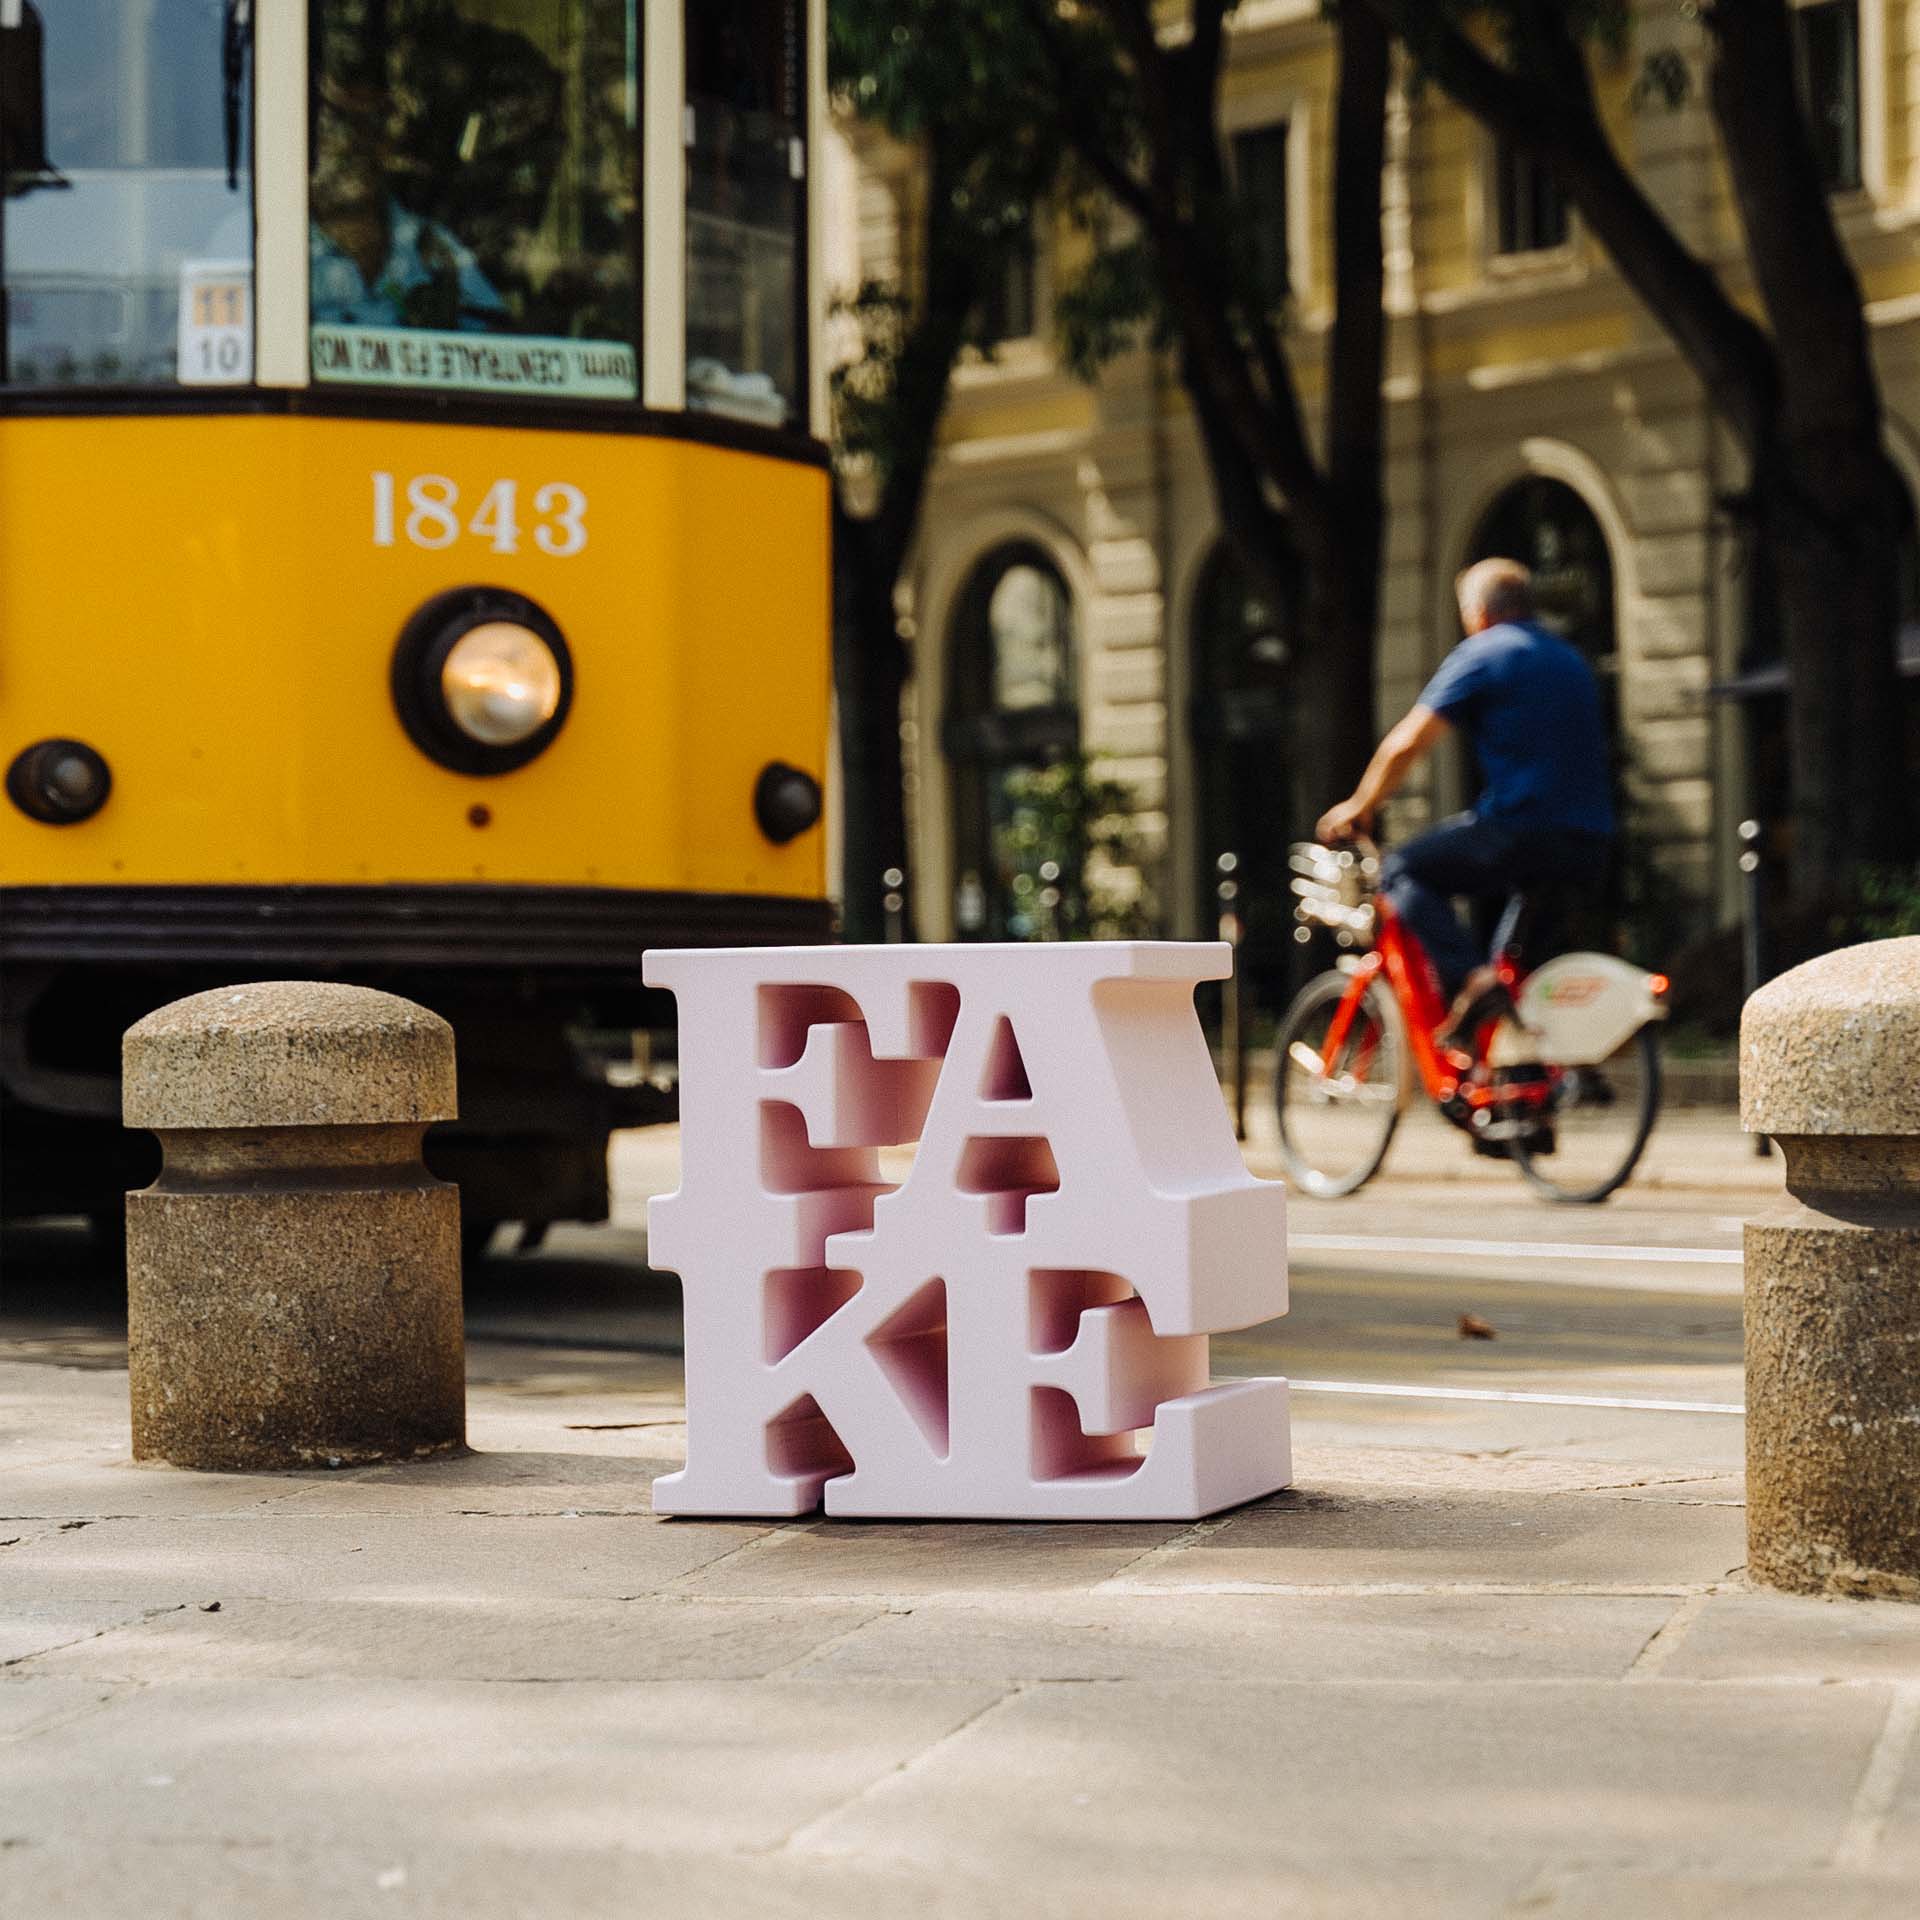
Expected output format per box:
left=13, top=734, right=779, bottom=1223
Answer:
left=0, top=0, right=832, bottom=1241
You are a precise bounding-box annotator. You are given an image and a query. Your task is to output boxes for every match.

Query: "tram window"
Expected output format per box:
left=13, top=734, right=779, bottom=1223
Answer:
left=310, top=1, right=639, bottom=402
left=0, top=1, right=253, bottom=388
left=685, top=0, right=804, bottom=430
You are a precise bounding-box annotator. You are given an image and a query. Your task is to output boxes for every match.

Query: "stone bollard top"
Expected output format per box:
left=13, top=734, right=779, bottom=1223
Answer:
left=1742, top=936, right=1920, bottom=1138
left=123, top=981, right=457, bottom=1131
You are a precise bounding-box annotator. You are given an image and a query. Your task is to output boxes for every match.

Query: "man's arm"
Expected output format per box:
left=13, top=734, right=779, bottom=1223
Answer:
left=1315, top=706, right=1452, bottom=844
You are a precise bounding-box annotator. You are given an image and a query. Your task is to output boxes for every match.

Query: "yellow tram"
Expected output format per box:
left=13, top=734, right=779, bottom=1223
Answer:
left=0, top=0, right=831, bottom=1238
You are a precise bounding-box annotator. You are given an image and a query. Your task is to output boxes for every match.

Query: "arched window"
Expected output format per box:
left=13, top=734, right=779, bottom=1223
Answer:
left=1467, top=477, right=1616, bottom=674
left=1189, top=539, right=1298, bottom=998
left=944, top=544, right=1078, bottom=937
left=1464, top=475, right=1621, bottom=794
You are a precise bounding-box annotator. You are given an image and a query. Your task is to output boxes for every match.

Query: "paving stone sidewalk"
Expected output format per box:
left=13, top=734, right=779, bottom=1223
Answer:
left=6, top=1334, right=1920, bottom=1920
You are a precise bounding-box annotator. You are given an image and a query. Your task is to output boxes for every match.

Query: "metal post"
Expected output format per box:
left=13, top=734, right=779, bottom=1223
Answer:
left=1216, top=851, right=1247, bottom=1141
left=1038, top=860, right=1062, bottom=941
left=1739, top=818, right=1770, bottom=1157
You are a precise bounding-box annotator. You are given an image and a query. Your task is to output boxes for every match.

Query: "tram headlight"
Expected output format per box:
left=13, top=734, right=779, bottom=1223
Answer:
left=441, top=623, right=564, bottom=747
left=7, top=738, right=112, bottom=825
left=391, top=588, right=573, bottom=775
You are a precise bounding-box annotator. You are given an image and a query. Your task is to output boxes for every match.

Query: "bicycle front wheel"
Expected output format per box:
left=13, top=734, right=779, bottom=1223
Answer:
left=1275, top=971, right=1406, bottom=1199
left=1511, top=1026, right=1661, bottom=1204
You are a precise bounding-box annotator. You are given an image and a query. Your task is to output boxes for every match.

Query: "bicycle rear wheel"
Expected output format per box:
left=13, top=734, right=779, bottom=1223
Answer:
left=1275, top=972, right=1406, bottom=1198
left=1511, top=1026, right=1661, bottom=1204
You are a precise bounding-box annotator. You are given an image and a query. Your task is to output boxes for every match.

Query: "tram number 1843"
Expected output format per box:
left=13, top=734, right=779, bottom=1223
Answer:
left=371, top=472, right=590, bottom=558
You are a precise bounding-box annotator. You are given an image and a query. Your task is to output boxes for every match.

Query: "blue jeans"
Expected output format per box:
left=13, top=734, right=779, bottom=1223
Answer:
left=1381, top=814, right=1613, bottom=1000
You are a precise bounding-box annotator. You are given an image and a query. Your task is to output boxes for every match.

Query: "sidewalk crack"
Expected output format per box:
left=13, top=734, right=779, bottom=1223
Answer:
left=759, top=1606, right=894, bottom=1678
left=772, top=1687, right=1021, bottom=1855
left=1, top=1604, right=186, bottom=1678
left=1834, top=1683, right=1920, bottom=1871
left=1625, top=1590, right=1711, bottom=1680
left=660, top=1517, right=818, bottom=1590
left=1091, top=1514, right=1238, bottom=1593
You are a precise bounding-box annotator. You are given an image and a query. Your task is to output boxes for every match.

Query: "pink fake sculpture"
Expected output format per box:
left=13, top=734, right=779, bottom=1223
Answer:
left=645, top=942, right=1291, bottom=1520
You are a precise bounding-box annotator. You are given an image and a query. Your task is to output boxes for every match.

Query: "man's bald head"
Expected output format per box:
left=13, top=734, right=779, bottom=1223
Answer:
left=1455, top=558, right=1535, bottom=634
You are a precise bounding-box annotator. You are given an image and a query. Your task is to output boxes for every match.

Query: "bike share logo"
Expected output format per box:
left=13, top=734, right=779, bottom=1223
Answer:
left=643, top=944, right=1291, bottom=1521
left=1537, top=974, right=1607, bottom=1006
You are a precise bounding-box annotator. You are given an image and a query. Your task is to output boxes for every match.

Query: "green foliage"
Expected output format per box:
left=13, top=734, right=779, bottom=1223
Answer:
left=832, top=0, right=1031, bottom=137
left=995, top=754, right=1157, bottom=941
left=827, top=0, right=1070, bottom=499
left=1852, top=864, right=1920, bottom=940
left=1053, top=232, right=1167, bottom=382
left=829, top=279, right=911, bottom=478
left=829, top=3, right=1319, bottom=399
left=829, top=0, right=1059, bottom=209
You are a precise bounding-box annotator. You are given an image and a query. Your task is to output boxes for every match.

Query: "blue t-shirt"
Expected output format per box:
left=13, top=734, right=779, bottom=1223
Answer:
left=1418, top=621, right=1615, bottom=836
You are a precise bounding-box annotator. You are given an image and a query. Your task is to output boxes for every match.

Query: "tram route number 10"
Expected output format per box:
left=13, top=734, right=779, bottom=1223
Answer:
left=371, top=473, right=589, bottom=557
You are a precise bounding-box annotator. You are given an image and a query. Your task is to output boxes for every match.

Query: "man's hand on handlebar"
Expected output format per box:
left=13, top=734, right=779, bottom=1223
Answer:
left=1315, top=798, right=1375, bottom=847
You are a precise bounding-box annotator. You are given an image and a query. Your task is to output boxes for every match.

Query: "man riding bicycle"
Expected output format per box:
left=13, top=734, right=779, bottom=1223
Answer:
left=1314, top=557, right=1615, bottom=1031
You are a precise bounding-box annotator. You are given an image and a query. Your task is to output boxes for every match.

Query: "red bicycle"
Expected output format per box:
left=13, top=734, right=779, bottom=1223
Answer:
left=1274, top=840, right=1668, bottom=1204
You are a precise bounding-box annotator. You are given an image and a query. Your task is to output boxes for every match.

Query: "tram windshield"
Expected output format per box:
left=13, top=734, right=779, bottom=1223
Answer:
left=0, top=0, right=253, bottom=388
left=685, top=0, right=805, bottom=431
left=310, top=0, right=639, bottom=402
left=1, top=0, right=813, bottom=428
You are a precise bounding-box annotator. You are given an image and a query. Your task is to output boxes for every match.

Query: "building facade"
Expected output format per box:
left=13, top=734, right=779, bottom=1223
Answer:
left=834, top=0, right=1920, bottom=989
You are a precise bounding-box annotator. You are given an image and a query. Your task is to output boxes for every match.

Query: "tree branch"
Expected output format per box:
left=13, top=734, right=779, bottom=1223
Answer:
left=1188, top=0, right=1231, bottom=77
left=1022, top=0, right=1326, bottom=520
left=1359, top=0, right=1778, bottom=452
left=1090, top=0, right=1180, bottom=202
left=1016, top=0, right=1157, bottom=224
left=1701, top=0, right=1882, bottom=465
left=862, top=135, right=990, bottom=572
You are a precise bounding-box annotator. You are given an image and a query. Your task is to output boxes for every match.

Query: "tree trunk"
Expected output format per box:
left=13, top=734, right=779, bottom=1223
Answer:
left=1288, top=524, right=1378, bottom=847
left=1160, top=2, right=1387, bottom=847
left=1751, top=456, right=1910, bottom=896
left=828, top=134, right=985, bottom=941
left=832, top=513, right=913, bottom=943
left=1704, top=0, right=1913, bottom=896
left=1321, top=0, right=1391, bottom=805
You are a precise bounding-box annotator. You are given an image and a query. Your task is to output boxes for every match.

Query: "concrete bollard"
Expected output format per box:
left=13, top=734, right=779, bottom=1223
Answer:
left=123, top=982, right=465, bottom=1471
left=1742, top=938, right=1920, bottom=1600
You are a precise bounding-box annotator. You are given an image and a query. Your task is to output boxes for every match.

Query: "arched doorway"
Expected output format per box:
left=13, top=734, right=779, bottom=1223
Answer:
left=1463, top=474, right=1628, bottom=948
left=1188, top=540, right=1297, bottom=1003
left=943, top=544, right=1079, bottom=938
left=1466, top=476, right=1617, bottom=677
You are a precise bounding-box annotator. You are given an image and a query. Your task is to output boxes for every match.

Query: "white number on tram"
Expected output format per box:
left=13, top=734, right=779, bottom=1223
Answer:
left=370, top=473, right=588, bottom=557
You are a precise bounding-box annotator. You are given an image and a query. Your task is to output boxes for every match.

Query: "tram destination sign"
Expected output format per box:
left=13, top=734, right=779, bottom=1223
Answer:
left=311, top=325, right=638, bottom=402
